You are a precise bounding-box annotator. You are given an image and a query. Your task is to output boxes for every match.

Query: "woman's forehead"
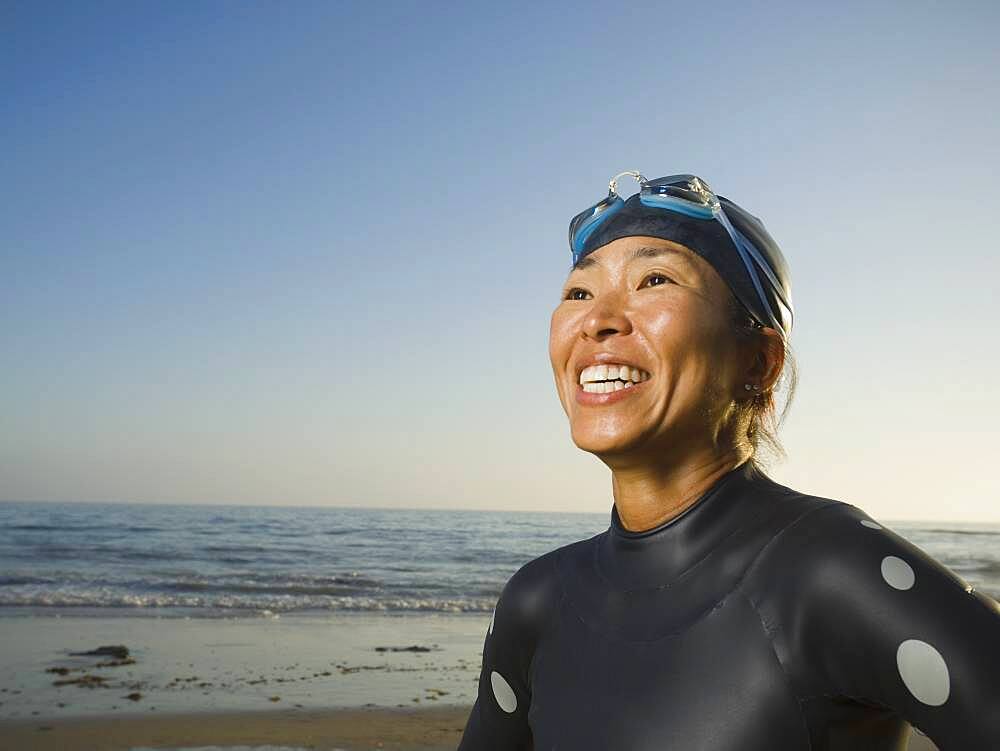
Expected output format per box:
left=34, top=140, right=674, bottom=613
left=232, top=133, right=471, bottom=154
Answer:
left=569, top=237, right=703, bottom=275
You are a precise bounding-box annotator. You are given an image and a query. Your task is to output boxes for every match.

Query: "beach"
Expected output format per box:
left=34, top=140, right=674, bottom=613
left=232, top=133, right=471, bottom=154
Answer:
left=0, top=612, right=480, bottom=750
left=0, top=611, right=484, bottom=714
left=0, top=706, right=469, bottom=751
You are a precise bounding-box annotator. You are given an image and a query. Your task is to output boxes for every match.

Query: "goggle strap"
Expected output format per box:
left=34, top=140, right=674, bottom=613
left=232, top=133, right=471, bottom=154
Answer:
left=713, top=206, right=784, bottom=335
left=728, top=224, right=793, bottom=313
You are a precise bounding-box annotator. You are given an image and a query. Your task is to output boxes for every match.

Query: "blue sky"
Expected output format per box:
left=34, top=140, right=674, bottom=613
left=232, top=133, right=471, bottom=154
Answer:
left=3, top=1, right=999, bottom=521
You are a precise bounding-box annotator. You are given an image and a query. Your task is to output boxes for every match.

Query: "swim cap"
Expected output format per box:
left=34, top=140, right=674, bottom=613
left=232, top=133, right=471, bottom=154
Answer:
left=576, top=193, right=794, bottom=340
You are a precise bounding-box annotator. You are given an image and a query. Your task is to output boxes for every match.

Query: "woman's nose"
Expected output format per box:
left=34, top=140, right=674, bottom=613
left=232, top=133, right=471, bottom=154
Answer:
left=582, top=293, right=632, bottom=340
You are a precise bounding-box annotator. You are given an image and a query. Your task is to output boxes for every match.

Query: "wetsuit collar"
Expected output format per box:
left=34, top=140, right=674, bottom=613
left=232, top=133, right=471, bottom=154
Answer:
left=600, top=460, right=764, bottom=588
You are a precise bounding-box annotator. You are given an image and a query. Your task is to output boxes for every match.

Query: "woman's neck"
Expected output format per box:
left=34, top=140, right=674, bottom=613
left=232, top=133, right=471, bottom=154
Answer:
left=609, top=449, right=750, bottom=533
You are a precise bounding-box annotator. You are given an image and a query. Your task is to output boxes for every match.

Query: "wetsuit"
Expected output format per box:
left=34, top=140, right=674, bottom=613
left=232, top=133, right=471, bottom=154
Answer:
left=457, top=460, right=1000, bottom=750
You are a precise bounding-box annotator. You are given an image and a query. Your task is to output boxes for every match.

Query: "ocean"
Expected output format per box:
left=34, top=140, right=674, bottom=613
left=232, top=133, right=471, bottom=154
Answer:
left=1, top=501, right=998, bottom=618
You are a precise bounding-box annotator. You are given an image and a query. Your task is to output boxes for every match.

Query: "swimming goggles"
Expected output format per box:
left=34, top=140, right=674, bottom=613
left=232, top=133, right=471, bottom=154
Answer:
left=568, top=172, right=786, bottom=334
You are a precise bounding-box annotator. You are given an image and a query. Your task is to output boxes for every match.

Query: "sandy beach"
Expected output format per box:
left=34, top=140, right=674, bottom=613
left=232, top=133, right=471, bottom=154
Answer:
left=0, top=612, right=485, bottom=718
left=0, top=611, right=483, bottom=750
left=0, top=706, right=469, bottom=751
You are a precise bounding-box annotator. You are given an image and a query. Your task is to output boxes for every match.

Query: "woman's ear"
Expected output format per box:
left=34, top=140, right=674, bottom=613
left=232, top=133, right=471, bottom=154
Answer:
left=747, top=328, right=785, bottom=392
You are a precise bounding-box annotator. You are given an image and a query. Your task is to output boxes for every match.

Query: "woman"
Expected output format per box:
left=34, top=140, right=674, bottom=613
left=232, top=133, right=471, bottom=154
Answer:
left=457, top=173, right=999, bottom=750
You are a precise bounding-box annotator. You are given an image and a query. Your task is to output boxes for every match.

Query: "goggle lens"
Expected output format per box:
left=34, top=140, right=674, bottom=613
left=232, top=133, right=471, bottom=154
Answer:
left=639, top=175, right=719, bottom=220
left=569, top=193, right=625, bottom=261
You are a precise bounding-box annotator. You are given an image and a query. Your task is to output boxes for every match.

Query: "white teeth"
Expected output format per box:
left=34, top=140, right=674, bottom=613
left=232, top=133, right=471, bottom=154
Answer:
left=578, top=363, right=652, bottom=385
left=582, top=377, right=640, bottom=394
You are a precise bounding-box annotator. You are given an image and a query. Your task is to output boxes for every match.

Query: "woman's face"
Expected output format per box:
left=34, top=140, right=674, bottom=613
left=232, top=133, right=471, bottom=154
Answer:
left=548, top=235, right=748, bottom=463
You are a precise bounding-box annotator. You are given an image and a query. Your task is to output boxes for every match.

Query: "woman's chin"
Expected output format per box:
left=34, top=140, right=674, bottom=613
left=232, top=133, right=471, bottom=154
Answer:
left=570, top=427, right=646, bottom=457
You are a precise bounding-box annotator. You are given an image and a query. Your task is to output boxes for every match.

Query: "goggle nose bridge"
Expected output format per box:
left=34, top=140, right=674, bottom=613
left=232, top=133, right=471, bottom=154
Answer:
left=608, top=171, right=647, bottom=197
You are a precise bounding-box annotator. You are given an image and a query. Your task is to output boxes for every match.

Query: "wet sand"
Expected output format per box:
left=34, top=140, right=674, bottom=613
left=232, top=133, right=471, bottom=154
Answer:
left=0, top=612, right=484, bottom=719
left=0, top=705, right=469, bottom=750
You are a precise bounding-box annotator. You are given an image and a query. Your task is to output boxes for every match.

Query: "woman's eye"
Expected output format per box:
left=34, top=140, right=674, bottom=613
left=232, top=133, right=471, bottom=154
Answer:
left=564, top=287, right=591, bottom=301
left=641, top=273, right=673, bottom=288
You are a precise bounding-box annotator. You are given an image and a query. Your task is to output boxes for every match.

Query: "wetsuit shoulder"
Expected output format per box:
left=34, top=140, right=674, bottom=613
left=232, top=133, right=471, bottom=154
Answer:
left=457, top=536, right=592, bottom=750
left=741, top=497, right=1000, bottom=747
left=491, top=540, right=572, bottom=642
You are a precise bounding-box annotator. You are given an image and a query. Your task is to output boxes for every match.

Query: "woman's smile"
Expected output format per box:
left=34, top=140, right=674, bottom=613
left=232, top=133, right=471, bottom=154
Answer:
left=575, top=374, right=652, bottom=405
left=575, top=363, right=653, bottom=405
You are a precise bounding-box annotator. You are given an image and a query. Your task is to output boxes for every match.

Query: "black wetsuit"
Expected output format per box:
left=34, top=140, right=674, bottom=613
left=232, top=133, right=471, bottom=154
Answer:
left=457, top=461, right=1000, bottom=750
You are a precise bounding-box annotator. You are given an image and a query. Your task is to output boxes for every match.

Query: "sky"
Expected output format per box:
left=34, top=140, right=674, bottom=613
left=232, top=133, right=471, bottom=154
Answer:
left=3, top=1, right=999, bottom=522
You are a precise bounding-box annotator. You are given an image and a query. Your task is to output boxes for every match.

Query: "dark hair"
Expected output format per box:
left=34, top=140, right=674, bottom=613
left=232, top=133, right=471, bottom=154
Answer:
left=724, top=291, right=798, bottom=472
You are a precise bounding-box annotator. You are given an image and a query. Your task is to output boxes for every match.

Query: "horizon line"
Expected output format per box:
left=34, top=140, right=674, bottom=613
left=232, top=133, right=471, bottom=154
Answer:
left=2, top=497, right=998, bottom=526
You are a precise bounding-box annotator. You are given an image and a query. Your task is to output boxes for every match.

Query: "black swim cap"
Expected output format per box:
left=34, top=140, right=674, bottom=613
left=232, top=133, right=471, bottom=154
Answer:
left=577, top=193, right=794, bottom=340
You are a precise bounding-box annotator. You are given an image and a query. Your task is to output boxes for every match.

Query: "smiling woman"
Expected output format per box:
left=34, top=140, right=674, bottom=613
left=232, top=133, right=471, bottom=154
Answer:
left=457, top=173, right=1000, bottom=750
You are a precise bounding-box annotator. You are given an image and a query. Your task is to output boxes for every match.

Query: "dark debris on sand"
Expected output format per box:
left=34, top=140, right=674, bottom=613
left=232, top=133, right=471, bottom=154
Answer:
left=96, top=657, right=136, bottom=667
left=69, top=645, right=130, bottom=660
left=48, top=644, right=137, bottom=687
left=52, top=674, right=108, bottom=688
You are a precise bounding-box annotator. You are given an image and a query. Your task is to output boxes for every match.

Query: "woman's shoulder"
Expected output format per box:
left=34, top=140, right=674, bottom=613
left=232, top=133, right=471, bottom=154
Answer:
left=746, top=480, right=902, bottom=572
left=748, top=472, right=901, bottom=560
left=495, top=533, right=600, bottom=637
left=741, top=484, right=983, bottom=612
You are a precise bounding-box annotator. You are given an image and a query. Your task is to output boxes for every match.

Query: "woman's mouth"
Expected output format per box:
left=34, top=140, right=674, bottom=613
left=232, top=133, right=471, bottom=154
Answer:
left=575, top=364, right=651, bottom=405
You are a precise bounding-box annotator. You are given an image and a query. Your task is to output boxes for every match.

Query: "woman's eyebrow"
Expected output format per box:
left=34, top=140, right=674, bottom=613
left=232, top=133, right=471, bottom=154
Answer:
left=571, top=245, right=694, bottom=273
left=571, top=255, right=600, bottom=273
left=630, top=245, right=695, bottom=266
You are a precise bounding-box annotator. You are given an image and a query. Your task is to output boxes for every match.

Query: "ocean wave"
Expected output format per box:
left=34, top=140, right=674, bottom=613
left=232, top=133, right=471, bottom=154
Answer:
left=0, top=590, right=496, bottom=614
left=154, top=580, right=381, bottom=596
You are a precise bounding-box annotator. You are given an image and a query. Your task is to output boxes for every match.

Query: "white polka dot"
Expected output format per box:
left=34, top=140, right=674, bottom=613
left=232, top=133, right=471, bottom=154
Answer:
left=881, top=556, right=916, bottom=590
left=897, top=639, right=950, bottom=706
left=860, top=519, right=883, bottom=529
left=488, top=607, right=495, bottom=635
left=490, top=670, right=517, bottom=713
